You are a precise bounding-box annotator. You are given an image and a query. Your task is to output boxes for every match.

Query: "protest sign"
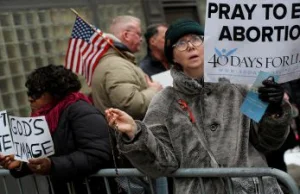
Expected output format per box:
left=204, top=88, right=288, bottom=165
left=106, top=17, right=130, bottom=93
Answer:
left=9, top=116, right=54, bottom=162
left=0, top=111, right=14, bottom=155
left=151, top=70, right=173, bottom=88
left=204, top=0, right=300, bottom=85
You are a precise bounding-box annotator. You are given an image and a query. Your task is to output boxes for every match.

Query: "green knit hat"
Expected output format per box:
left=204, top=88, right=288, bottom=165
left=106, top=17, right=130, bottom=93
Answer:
left=164, top=19, right=204, bottom=64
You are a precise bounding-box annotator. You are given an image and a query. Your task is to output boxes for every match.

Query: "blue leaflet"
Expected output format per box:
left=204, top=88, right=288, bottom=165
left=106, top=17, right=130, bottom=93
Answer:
left=240, top=71, right=279, bottom=123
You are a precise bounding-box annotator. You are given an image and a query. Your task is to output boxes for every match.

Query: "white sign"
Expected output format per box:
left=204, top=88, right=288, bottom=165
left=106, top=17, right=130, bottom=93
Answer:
left=0, top=111, right=14, bottom=155
left=9, top=116, right=54, bottom=162
left=204, top=0, right=300, bottom=84
left=151, top=70, right=173, bottom=88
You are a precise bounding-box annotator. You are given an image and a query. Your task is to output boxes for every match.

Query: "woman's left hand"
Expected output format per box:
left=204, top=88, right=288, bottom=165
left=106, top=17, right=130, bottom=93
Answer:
left=106, top=108, right=138, bottom=139
left=28, top=158, right=51, bottom=175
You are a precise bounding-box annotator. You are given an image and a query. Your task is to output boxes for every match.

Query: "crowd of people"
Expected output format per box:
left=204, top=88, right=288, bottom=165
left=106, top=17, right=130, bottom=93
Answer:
left=0, top=14, right=299, bottom=194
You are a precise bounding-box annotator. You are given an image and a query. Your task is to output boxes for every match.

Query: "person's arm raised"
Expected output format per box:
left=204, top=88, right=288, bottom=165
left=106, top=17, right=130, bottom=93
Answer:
left=106, top=108, right=137, bottom=139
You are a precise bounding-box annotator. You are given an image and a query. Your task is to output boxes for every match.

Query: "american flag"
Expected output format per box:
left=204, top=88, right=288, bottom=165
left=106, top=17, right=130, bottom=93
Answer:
left=65, top=16, right=111, bottom=86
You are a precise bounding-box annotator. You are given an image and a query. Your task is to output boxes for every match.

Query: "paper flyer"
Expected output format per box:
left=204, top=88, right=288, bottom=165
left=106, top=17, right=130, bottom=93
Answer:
left=240, top=71, right=279, bottom=123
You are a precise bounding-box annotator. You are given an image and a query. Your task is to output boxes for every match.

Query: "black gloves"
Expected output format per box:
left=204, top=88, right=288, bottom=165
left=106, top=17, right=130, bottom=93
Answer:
left=258, top=76, right=284, bottom=115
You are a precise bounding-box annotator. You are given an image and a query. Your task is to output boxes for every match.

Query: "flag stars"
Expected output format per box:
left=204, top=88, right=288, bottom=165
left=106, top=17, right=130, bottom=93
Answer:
left=65, top=16, right=110, bottom=86
left=71, top=17, right=94, bottom=41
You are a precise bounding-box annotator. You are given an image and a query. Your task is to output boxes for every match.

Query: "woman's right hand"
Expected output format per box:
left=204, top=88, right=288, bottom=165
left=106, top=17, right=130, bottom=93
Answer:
left=105, top=108, right=137, bottom=139
left=0, top=154, right=21, bottom=170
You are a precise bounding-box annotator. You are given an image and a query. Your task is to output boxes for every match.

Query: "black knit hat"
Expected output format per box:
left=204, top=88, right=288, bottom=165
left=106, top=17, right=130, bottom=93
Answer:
left=164, top=19, right=204, bottom=64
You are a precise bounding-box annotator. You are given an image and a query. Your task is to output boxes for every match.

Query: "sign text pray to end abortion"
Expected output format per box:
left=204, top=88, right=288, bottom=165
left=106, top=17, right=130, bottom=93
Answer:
left=208, top=2, right=300, bottom=42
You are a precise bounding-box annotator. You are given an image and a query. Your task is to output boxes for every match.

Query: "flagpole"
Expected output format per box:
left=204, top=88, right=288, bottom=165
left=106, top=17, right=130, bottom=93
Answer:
left=70, top=8, right=129, bottom=60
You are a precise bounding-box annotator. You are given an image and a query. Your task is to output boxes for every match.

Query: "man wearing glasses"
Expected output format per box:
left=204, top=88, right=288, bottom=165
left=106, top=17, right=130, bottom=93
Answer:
left=91, top=15, right=162, bottom=120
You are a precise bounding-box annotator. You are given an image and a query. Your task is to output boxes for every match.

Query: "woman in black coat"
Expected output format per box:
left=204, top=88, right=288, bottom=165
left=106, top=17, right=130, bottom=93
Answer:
left=0, top=64, right=113, bottom=194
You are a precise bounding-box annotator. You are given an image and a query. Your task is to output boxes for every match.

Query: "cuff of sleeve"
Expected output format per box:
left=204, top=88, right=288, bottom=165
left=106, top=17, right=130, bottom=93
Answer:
left=121, top=122, right=142, bottom=144
left=15, top=162, right=23, bottom=171
left=117, top=121, right=148, bottom=153
left=49, top=158, right=56, bottom=175
left=261, top=101, right=292, bottom=127
left=143, top=88, right=158, bottom=101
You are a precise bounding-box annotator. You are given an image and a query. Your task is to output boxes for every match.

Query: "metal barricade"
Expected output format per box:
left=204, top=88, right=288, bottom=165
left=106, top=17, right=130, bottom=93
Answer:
left=0, top=169, right=50, bottom=194
left=0, top=168, right=299, bottom=194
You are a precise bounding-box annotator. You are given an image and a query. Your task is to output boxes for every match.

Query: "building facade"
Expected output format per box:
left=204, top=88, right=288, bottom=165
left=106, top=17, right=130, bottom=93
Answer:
left=0, top=0, right=206, bottom=116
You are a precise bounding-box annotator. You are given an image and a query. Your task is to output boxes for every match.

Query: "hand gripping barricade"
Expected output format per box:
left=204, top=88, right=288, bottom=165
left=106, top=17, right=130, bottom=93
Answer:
left=0, top=168, right=299, bottom=194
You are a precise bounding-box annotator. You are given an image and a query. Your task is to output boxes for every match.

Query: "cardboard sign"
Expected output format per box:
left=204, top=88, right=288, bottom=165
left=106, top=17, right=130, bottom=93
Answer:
left=9, top=116, right=54, bottom=162
left=204, top=0, right=300, bottom=84
left=0, top=111, right=14, bottom=155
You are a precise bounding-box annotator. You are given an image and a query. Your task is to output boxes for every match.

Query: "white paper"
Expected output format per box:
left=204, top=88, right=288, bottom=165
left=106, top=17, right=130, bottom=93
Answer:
left=9, top=116, right=55, bottom=162
left=284, top=147, right=300, bottom=166
left=0, top=111, right=15, bottom=156
left=204, top=0, right=300, bottom=84
left=151, top=70, right=173, bottom=88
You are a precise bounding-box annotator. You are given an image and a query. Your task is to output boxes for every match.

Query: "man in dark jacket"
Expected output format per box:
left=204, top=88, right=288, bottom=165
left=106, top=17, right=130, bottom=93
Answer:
left=140, top=24, right=169, bottom=77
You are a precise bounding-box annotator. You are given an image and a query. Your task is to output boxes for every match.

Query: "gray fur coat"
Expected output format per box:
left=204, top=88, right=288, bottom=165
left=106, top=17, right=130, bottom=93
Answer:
left=118, top=68, right=292, bottom=194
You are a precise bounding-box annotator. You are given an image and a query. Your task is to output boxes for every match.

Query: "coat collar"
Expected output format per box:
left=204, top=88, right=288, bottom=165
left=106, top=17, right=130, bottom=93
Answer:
left=171, top=67, right=217, bottom=95
left=103, top=33, right=136, bottom=64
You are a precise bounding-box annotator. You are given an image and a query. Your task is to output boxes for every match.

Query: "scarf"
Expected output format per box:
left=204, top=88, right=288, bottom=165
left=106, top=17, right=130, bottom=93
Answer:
left=31, top=92, right=91, bottom=133
left=170, top=67, right=226, bottom=96
left=171, top=67, right=205, bottom=95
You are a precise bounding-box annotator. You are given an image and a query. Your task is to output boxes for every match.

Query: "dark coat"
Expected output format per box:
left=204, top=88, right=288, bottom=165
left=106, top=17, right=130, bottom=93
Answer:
left=11, top=100, right=114, bottom=194
left=283, top=79, right=300, bottom=107
left=139, top=53, right=167, bottom=77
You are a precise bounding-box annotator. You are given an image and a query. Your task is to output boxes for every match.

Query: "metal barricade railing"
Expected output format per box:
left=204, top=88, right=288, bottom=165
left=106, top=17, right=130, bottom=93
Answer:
left=0, top=168, right=299, bottom=194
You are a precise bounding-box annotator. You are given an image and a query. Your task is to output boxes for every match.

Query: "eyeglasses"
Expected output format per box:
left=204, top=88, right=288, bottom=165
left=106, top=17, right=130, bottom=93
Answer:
left=126, top=30, right=142, bottom=38
left=173, top=35, right=204, bottom=51
left=27, top=90, right=43, bottom=101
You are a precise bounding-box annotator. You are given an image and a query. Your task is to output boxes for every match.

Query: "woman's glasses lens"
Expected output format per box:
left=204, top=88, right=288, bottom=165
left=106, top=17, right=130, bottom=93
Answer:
left=175, top=36, right=203, bottom=51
